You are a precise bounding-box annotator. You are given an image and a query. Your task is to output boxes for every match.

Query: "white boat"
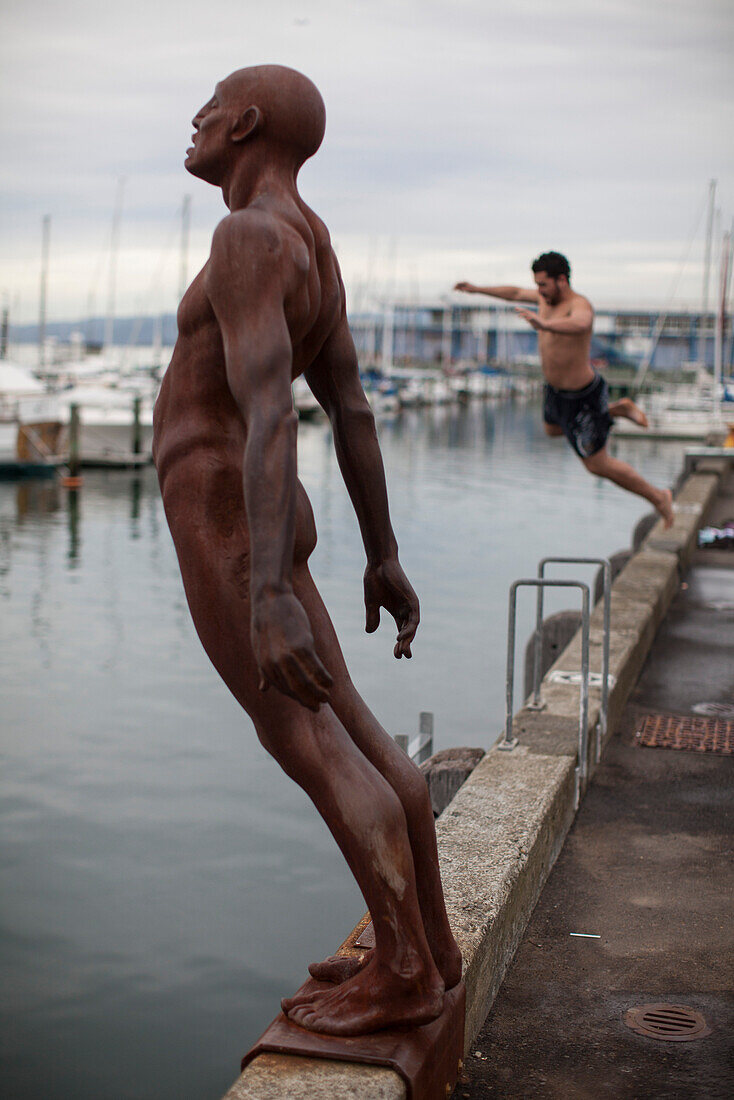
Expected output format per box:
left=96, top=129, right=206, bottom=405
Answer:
left=616, top=182, right=734, bottom=444
left=55, top=380, right=155, bottom=467
left=292, top=375, right=324, bottom=420
left=612, top=371, right=733, bottom=443
left=425, top=376, right=454, bottom=405
left=0, top=359, right=63, bottom=477
left=397, top=376, right=429, bottom=408
left=449, top=368, right=510, bottom=401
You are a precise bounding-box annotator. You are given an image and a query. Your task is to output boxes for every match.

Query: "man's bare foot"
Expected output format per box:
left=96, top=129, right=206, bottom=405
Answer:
left=308, top=938, right=462, bottom=988
left=610, top=397, right=649, bottom=428
left=656, top=488, right=674, bottom=529
left=282, top=957, right=445, bottom=1035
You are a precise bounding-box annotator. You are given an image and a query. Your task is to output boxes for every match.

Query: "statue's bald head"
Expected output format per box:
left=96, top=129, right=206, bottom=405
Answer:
left=220, top=65, right=325, bottom=168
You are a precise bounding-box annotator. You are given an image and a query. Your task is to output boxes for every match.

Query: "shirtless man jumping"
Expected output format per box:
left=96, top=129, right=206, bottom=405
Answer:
left=455, top=252, right=673, bottom=526
left=153, top=65, right=460, bottom=1037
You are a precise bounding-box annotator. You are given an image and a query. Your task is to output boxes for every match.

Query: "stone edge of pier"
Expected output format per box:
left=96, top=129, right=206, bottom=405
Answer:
left=222, top=457, right=729, bottom=1100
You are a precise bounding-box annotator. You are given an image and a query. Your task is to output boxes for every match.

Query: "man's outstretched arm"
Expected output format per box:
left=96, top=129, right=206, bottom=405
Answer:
left=305, top=311, right=419, bottom=658
left=207, top=213, right=332, bottom=709
left=454, top=281, right=540, bottom=303
left=515, top=298, right=593, bottom=335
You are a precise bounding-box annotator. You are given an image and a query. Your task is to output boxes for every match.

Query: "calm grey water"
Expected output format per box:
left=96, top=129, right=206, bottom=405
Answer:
left=1, top=400, right=687, bottom=1099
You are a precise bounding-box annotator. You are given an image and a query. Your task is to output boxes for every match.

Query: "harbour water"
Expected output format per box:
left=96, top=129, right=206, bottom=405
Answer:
left=1, top=399, right=689, bottom=1100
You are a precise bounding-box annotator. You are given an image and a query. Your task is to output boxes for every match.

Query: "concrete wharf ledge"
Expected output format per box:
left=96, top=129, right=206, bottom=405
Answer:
left=223, top=456, right=731, bottom=1100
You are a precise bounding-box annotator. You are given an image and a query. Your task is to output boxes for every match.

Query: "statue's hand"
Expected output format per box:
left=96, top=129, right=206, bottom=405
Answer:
left=364, top=559, right=420, bottom=659
left=252, top=593, right=332, bottom=711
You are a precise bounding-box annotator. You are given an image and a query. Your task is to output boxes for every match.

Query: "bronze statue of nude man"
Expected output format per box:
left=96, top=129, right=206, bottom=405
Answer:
left=153, top=65, right=461, bottom=1037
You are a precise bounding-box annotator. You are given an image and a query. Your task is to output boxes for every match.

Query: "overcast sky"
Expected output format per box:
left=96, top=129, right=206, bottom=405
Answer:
left=2, top=0, right=733, bottom=324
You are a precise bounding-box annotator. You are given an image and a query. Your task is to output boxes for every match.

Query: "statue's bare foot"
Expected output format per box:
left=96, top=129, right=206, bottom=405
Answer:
left=308, top=939, right=462, bottom=989
left=282, top=959, right=445, bottom=1036
left=611, top=397, right=649, bottom=428
left=656, top=488, right=674, bottom=529
left=307, top=953, right=366, bottom=984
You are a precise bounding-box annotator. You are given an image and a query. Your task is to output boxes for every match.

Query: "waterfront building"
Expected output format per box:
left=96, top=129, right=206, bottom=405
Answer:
left=348, top=303, right=729, bottom=375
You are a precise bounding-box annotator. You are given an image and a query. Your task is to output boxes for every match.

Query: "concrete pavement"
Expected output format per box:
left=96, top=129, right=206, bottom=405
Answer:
left=455, top=467, right=734, bottom=1099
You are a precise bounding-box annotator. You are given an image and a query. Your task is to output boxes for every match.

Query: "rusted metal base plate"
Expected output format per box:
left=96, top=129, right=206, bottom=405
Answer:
left=242, top=979, right=466, bottom=1100
left=636, top=714, right=734, bottom=755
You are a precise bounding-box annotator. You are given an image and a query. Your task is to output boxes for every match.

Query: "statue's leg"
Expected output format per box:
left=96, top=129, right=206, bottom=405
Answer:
left=168, top=515, right=449, bottom=1032
left=255, top=692, right=445, bottom=1035
left=294, top=563, right=462, bottom=990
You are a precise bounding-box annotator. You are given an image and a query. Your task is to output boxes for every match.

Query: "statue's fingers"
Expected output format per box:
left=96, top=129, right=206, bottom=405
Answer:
left=365, top=600, right=380, bottom=634
left=266, top=663, right=294, bottom=700
left=294, top=644, right=333, bottom=688
left=393, top=606, right=418, bottom=659
left=284, top=652, right=332, bottom=709
left=397, top=607, right=419, bottom=642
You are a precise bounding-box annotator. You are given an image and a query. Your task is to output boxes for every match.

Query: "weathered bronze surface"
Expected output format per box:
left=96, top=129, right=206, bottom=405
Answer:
left=242, top=980, right=466, bottom=1099
left=153, top=65, right=461, bottom=1036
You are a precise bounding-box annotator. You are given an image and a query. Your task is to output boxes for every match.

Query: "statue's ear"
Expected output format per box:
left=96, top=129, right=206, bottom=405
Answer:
left=231, top=105, right=262, bottom=143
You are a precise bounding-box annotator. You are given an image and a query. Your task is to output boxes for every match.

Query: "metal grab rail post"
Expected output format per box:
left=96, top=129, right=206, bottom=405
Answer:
left=533, top=557, right=612, bottom=758
left=502, top=578, right=591, bottom=806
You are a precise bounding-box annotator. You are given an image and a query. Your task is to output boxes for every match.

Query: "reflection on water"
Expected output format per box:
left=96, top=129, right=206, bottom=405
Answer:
left=0, top=401, right=689, bottom=1099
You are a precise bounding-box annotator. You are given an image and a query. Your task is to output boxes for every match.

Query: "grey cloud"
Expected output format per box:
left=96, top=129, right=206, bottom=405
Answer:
left=1, top=0, right=732, bottom=319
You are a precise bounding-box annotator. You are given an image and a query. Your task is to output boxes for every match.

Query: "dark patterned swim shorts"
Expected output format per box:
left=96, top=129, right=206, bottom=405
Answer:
left=543, top=373, right=613, bottom=459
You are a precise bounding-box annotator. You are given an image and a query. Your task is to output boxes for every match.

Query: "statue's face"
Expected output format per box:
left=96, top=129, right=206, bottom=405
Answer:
left=185, top=82, right=235, bottom=183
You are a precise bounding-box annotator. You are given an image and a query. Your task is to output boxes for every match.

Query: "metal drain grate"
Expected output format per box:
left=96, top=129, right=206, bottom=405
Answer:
left=692, top=701, right=734, bottom=719
left=624, top=1003, right=711, bottom=1042
left=636, top=714, right=734, bottom=755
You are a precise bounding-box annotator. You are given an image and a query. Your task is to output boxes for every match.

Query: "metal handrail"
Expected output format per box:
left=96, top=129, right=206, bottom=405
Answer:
left=532, top=557, right=611, bottom=758
left=502, top=578, right=591, bottom=805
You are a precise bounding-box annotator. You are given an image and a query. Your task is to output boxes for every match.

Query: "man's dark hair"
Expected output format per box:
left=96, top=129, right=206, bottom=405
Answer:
left=531, top=251, right=571, bottom=281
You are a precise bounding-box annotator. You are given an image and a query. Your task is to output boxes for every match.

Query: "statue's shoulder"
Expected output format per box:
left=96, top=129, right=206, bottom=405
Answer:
left=211, top=209, right=285, bottom=256
left=210, top=210, right=310, bottom=289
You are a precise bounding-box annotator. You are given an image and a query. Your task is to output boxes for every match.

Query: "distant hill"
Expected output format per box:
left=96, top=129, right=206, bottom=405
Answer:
left=10, top=314, right=179, bottom=348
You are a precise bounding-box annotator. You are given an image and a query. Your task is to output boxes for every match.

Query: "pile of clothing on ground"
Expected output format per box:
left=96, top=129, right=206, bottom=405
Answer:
left=698, top=519, right=734, bottom=550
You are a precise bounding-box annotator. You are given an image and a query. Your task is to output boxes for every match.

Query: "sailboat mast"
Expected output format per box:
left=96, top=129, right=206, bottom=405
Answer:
left=103, top=177, right=125, bottom=352
left=381, top=302, right=394, bottom=375
left=698, top=178, right=716, bottom=366
left=714, top=227, right=732, bottom=399
left=38, top=214, right=51, bottom=367
left=1, top=295, right=9, bottom=360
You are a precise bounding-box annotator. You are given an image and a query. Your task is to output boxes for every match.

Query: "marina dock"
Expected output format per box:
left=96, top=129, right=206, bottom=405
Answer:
left=227, top=451, right=733, bottom=1100
left=458, top=460, right=734, bottom=1098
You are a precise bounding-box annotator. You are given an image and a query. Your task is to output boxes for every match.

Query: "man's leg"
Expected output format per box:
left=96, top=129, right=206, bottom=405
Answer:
left=608, top=396, right=649, bottom=428
left=295, top=563, right=462, bottom=990
left=582, top=446, right=673, bottom=527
